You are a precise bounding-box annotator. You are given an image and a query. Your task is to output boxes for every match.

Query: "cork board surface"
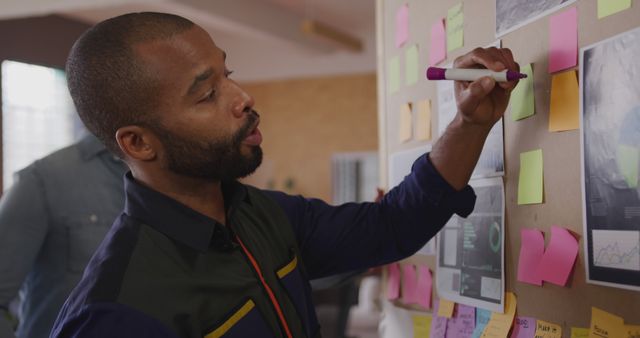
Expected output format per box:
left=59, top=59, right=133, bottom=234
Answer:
left=378, top=0, right=640, bottom=333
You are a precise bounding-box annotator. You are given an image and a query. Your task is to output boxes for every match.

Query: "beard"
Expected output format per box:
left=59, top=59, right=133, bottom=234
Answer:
left=149, top=111, right=263, bottom=181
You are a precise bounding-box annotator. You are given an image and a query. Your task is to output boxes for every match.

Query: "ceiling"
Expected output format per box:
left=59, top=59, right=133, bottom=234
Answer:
left=1, top=0, right=377, bottom=82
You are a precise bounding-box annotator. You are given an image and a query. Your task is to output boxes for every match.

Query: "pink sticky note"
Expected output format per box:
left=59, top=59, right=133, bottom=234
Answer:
left=429, top=19, right=446, bottom=66
left=402, top=264, right=419, bottom=304
left=416, top=265, right=433, bottom=309
left=395, top=4, right=409, bottom=48
left=386, top=263, right=401, bottom=300
left=430, top=300, right=449, bottom=338
left=517, top=228, right=545, bottom=286
left=548, top=7, right=578, bottom=73
left=445, top=304, right=475, bottom=338
left=510, top=317, right=537, bottom=338
left=535, top=226, right=579, bottom=286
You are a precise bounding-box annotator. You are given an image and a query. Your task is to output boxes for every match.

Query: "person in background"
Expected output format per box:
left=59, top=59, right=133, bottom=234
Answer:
left=0, top=133, right=127, bottom=338
left=51, top=12, right=518, bottom=337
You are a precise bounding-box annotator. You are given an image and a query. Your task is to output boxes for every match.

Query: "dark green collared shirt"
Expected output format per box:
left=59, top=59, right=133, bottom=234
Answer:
left=52, top=154, right=476, bottom=338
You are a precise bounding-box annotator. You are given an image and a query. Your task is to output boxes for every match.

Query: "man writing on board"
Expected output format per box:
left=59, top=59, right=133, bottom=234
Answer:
left=51, top=12, right=519, bottom=338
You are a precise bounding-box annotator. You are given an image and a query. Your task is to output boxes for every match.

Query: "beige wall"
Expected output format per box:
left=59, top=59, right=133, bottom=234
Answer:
left=240, top=73, right=378, bottom=202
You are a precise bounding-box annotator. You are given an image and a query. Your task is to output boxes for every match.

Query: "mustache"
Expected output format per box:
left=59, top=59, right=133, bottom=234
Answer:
left=232, top=110, right=260, bottom=145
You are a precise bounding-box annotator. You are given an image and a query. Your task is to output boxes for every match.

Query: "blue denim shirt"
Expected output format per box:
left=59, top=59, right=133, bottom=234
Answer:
left=0, top=134, right=127, bottom=338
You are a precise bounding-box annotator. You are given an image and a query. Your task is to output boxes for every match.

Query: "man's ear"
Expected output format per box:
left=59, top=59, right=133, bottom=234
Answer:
left=115, top=126, right=159, bottom=162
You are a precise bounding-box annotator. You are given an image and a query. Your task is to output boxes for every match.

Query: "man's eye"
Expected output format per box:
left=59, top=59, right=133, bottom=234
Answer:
left=200, top=90, right=215, bottom=102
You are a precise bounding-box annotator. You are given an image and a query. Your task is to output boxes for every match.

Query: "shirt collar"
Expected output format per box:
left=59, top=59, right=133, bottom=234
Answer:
left=123, top=172, right=249, bottom=252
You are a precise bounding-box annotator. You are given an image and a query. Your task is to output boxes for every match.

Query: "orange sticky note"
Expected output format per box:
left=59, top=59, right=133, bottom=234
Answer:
left=416, top=99, right=432, bottom=141
left=481, top=292, right=517, bottom=338
left=549, top=70, right=579, bottom=132
left=437, top=299, right=455, bottom=318
left=399, top=103, right=413, bottom=143
left=386, top=263, right=401, bottom=300
left=535, top=319, right=562, bottom=338
left=589, top=307, right=626, bottom=338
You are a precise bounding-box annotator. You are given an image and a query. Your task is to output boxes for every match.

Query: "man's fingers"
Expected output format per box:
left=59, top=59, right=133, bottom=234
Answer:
left=454, top=47, right=508, bottom=72
left=457, top=76, right=495, bottom=114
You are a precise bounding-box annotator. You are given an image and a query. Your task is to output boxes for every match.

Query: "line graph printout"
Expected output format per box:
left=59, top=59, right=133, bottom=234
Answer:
left=581, top=27, right=640, bottom=291
left=436, top=177, right=504, bottom=312
left=592, top=230, right=640, bottom=271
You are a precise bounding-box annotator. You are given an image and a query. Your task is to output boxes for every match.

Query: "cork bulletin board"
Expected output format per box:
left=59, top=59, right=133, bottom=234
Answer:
left=375, top=0, right=640, bottom=335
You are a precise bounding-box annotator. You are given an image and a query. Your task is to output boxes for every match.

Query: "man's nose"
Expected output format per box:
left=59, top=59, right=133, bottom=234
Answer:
left=232, top=91, right=255, bottom=118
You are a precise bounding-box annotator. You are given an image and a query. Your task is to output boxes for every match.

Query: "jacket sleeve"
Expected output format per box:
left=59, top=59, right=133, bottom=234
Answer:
left=0, top=166, right=50, bottom=338
left=50, top=302, right=178, bottom=338
left=265, top=153, right=476, bottom=279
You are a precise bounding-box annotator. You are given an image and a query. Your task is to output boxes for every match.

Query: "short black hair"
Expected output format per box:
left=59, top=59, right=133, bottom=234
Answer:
left=66, top=12, right=195, bottom=157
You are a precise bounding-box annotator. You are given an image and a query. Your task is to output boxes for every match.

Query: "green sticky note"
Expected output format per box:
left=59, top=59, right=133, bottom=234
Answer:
left=597, top=0, right=631, bottom=19
left=447, top=3, right=464, bottom=52
left=511, top=63, right=535, bottom=121
left=405, top=44, right=419, bottom=86
left=389, top=56, right=400, bottom=94
left=518, top=149, right=544, bottom=205
left=617, top=144, right=639, bottom=188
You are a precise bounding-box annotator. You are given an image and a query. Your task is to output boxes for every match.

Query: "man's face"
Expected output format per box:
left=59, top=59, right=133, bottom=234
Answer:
left=134, top=26, right=262, bottom=181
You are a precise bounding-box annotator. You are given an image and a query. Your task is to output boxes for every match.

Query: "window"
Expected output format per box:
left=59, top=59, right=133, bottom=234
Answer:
left=1, top=60, right=84, bottom=190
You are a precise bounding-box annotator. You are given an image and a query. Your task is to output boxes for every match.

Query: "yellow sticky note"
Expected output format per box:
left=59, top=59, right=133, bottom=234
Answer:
left=406, top=45, right=419, bottom=86
left=438, top=299, right=455, bottom=318
left=549, top=70, right=579, bottom=132
left=597, top=0, right=631, bottom=18
left=481, top=292, right=517, bottom=338
left=589, top=307, right=626, bottom=338
left=571, top=327, right=590, bottom=338
left=389, top=56, right=400, bottom=94
left=416, top=99, right=432, bottom=141
left=535, top=320, right=562, bottom=338
left=446, top=3, right=464, bottom=52
left=399, top=103, right=413, bottom=143
left=626, top=325, right=640, bottom=338
left=518, top=149, right=544, bottom=205
left=511, top=63, right=535, bottom=121
left=412, top=314, right=432, bottom=338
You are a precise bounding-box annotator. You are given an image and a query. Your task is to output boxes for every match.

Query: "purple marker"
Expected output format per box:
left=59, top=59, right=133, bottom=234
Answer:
left=426, top=66, right=527, bottom=82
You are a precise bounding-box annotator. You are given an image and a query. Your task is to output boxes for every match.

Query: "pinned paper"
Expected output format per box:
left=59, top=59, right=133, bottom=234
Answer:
left=389, top=56, right=400, bottom=94
left=396, top=4, right=409, bottom=48
left=510, top=317, right=536, bottom=338
left=510, top=63, right=535, bottom=121
left=517, top=228, right=545, bottom=285
left=480, top=292, right=517, bottom=338
left=589, top=307, right=626, bottom=338
left=386, top=263, right=401, bottom=300
left=549, top=70, right=579, bottom=132
left=517, top=149, right=544, bottom=205
left=597, top=0, right=631, bottom=19
left=446, top=3, right=464, bottom=52
left=570, top=327, right=589, bottom=338
left=416, top=99, right=432, bottom=141
left=431, top=300, right=449, bottom=338
left=534, top=319, right=562, bottom=338
left=548, top=7, right=577, bottom=73
left=446, top=304, right=475, bottom=338
left=413, top=314, right=432, bottom=338
left=399, top=103, right=413, bottom=143
left=536, top=226, right=579, bottom=286
left=438, top=299, right=455, bottom=318
left=430, top=19, right=446, bottom=66
left=402, top=264, right=419, bottom=304
left=471, top=309, right=492, bottom=338
left=406, top=45, right=419, bottom=86
left=416, top=265, right=433, bottom=309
